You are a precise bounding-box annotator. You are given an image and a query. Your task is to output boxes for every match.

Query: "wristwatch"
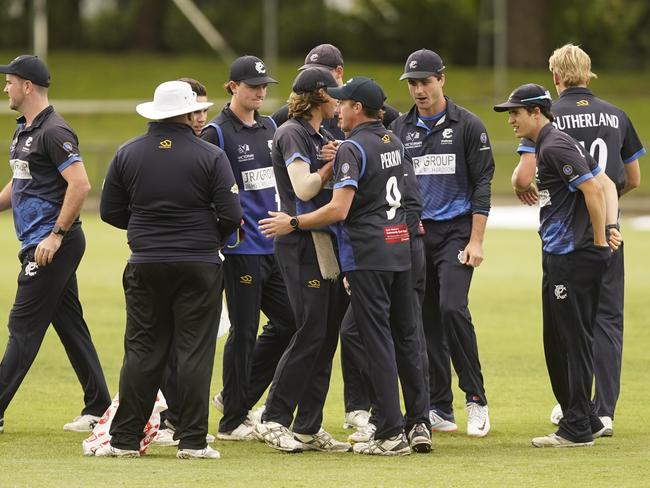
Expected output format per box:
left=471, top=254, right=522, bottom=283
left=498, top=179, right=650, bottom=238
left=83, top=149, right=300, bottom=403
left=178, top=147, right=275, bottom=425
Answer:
left=289, top=216, right=300, bottom=231
left=52, top=224, right=68, bottom=237
left=605, top=223, right=620, bottom=231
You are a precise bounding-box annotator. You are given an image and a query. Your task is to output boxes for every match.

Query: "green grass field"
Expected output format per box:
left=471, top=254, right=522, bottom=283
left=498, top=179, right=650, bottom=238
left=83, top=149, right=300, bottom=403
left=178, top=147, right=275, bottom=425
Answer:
left=0, top=51, right=649, bottom=198
left=0, top=213, right=648, bottom=487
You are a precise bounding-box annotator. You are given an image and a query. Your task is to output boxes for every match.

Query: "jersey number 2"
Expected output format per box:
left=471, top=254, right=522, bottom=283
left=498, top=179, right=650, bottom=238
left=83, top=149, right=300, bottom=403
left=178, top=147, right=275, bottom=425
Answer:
left=385, top=176, right=402, bottom=220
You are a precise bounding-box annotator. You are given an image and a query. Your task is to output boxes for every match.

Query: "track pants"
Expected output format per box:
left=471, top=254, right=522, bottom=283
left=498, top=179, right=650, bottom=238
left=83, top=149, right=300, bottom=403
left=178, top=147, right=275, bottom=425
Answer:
left=542, top=246, right=610, bottom=442
left=422, top=216, right=487, bottom=414
left=0, top=227, right=110, bottom=419
left=109, top=262, right=221, bottom=451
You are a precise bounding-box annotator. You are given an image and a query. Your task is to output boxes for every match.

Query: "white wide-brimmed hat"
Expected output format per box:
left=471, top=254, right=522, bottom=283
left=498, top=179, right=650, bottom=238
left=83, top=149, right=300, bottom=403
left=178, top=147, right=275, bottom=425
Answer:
left=136, top=80, right=213, bottom=120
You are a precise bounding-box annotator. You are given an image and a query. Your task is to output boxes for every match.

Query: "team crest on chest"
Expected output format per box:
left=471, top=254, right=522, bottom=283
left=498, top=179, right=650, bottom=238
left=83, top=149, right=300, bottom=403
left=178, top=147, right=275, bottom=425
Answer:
left=441, top=128, right=453, bottom=145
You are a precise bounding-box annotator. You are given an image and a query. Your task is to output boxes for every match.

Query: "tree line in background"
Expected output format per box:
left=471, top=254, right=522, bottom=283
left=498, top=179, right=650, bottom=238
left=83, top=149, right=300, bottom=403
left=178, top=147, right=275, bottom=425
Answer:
left=1, top=0, right=649, bottom=69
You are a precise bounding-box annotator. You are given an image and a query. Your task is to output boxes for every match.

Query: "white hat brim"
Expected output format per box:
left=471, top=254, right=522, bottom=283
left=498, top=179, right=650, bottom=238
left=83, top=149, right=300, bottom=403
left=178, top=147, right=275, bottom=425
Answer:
left=135, top=100, right=213, bottom=120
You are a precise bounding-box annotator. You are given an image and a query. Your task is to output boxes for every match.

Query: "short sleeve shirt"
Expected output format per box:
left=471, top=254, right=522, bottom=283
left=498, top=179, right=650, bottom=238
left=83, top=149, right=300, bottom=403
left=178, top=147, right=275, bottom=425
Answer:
left=9, top=106, right=82, bottom=251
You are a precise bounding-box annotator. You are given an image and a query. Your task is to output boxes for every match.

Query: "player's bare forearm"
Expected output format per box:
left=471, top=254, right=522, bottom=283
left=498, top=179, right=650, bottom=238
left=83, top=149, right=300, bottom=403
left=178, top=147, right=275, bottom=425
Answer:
left=0, top=181, right=12, bottom=211
left=57, top=162, right=91, bottom=228
left=461, top=213, right=487, bottom=267
left=595, top=172, right=619, bottom=226
left=621, top=160, right=641, bottom=196
left=579, top=178, right=607, bottom=247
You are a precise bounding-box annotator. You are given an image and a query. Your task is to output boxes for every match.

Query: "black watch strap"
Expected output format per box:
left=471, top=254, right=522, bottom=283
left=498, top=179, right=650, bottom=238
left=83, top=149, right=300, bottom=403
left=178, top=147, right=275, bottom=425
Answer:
left=52, top=224, right=68, bottom=236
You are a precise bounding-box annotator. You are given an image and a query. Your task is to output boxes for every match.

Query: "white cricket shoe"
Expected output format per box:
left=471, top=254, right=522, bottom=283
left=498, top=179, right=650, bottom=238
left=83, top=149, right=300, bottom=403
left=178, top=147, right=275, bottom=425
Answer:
left=153, top=428, right=179, bottom=446
left=550, top=404, right=563, bottom=425
left=353, top=433, right=411, bottom=456
left=153, top=427, right=214, bottom=446
left=294, top=428, right=351, bottom=452
left=94, top=444, right=140, bottom=457
left=177, top=446, right=220, bottom=459
left=255, top=421, right=303, bottom=453
left=599, top=416, right=613, bottom=437
left=429, top=410, right=458, bottom=432
left=64, top=414, right=101, bottom=432
left=531, top=433, right=593, bottom=448
left=212, top=393, right=224, bottom=414
left=217, top=421, right=257, bottom=441
left=466, top=403, right=490, bottom=437
left=343, top=410, right=371, bottom=430
left=249, top=405, right=265, bottom=424
left=348, top=422, right=376, bottom=444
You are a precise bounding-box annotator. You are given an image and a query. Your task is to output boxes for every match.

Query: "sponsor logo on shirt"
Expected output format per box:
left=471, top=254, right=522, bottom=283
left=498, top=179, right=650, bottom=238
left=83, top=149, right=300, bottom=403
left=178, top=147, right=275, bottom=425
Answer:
left=554, top=284, right=567, bottom=299
left=10, top=159, right=32, bottom=179
left=307, top=279, right=321, bottom=289
left=241, top=167, right=276, bottom=191
left=562, top=164, right=573, bottom=176
left=539, top=188, right=551, bottom=207
left=412, top=153, right=456, bottom=175
left=10, top=137, right=18, bottom=153
left=384, top=224, right=410, bottom=244
left=576, top=100, right=589, bottom=106
left=158, top=139, right=172, bottom=149
left=405, top=132, right=420, bottom=142
left=230, top=183, right=239, bottom=194
left=237, top=144, right=255, bottom=162
left=63, top=141, right=74, bottom=152
left=381, top=134, right=391, bottom=144
left=240, top=274, right=253, bottom=285
left=24, top=136, right=33, bottom=149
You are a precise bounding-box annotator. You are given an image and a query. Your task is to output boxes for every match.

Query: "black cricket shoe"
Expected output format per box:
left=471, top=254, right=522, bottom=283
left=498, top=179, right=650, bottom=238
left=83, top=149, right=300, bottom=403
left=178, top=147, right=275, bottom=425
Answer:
left=408, top=422, right=432, bottom=453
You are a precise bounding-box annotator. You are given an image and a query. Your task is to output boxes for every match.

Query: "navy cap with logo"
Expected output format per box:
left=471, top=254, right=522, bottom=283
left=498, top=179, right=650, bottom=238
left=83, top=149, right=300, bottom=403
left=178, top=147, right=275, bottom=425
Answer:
left=229, top=55, right=278, bottom=86
left=327, top=76, right=385, bottom=110
left=493, top=83, right=553, bottom=112
left=292, top=67, right=338, bottom=94
left=299, top=44, right=344, bottom=71
left=0, top=54, right=50, bottom=87
left=399, top=49, right=445, bottom=81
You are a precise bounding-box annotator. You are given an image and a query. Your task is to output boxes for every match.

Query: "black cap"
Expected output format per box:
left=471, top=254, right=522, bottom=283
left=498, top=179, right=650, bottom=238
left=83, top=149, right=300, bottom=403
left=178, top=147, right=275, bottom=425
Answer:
left=327, top=76, right=385, bottom=110
left=299, top=44, right=344, bottom=70
left=399, top=49, right=445, bottom=80
left=493, top=83, right=553, bottom=112
left=0, top=55, right=50, bottom=87
left=292, top=67, right=338, bottom=94
left=229, top=55, right=277, bottom=86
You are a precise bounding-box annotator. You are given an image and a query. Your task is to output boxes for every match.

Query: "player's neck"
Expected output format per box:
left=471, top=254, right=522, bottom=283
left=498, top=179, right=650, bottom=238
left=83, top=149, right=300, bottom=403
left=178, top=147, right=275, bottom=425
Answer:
left=308, top=110, right=324, bottom=133
left=229, top=100, right=255, bottom=126
left=21, top=97, right=49, bottom=127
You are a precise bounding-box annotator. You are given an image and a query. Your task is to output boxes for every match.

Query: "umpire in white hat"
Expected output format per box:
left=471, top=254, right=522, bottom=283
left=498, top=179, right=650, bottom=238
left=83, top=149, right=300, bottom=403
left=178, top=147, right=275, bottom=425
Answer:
left=98, top=81, right=242, bottom=459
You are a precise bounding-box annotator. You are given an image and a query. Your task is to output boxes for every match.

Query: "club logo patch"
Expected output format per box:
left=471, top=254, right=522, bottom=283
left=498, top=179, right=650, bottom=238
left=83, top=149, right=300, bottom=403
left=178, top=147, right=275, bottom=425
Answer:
left=576, top=100, right=589, bottom=106
left=554, top=284, right=567, bottom=300
left=25, top=261, right=39, bottom=277
left=341, top=163, right=350, bottom=174
left=381, top=134, right=391, bottom=144
left=240, top=275, right=253, bottom=285
left=563, top=164, right=573, bottom=175
left=409, top=60, right=418, bottom=69
left=480, top=132, right=488, bottom=144
left=159, top=139, right=172, bottom=149
left=307, top=279, right=321, bottom=289
left=230, top=183, right=239, bottom=194
left=255, top=62, right=266, bottom=74
left=63, top=141, right=74, bottom=152
left=442, top=128, right=453, bottom=139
